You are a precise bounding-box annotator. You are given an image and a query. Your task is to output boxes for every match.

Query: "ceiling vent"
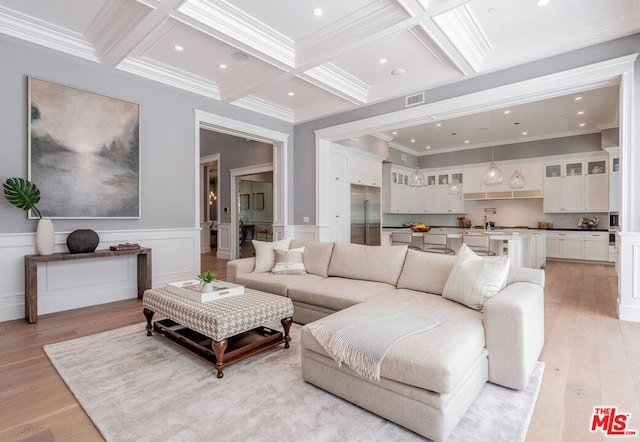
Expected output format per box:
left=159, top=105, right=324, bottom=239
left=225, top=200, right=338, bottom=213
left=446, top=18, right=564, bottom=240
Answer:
left=405, top=92, right=425, bottom=107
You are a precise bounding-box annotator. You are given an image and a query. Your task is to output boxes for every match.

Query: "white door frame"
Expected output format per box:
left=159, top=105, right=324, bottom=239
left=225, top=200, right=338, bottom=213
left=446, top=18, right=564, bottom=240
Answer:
left=194, top=110, right=290, bottom=260
left=231, top=162, right=273, bottom=259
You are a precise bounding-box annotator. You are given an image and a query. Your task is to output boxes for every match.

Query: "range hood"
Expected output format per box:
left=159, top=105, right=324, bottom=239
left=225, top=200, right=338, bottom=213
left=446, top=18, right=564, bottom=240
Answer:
left=463, top=190, right=542, bottom=200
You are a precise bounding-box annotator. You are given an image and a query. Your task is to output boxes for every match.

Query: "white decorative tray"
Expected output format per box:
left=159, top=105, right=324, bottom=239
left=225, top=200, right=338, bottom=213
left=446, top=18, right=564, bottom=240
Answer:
left=165, top=279, right=244, bottom=302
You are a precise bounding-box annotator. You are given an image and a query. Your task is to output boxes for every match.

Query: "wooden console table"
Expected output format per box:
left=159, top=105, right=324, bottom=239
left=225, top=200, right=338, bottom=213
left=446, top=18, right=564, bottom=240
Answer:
left=24, top=247, right=152, bottom=323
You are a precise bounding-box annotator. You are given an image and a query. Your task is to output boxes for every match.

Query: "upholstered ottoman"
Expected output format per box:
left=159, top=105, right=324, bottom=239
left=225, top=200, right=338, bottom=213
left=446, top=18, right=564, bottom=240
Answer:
left=143, top=287, right=293, bottom=378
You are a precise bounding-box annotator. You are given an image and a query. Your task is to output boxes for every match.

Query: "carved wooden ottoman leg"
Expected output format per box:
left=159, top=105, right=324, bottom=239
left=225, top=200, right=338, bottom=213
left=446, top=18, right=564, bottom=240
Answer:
left=212, top=338, right=228, bottom=378
left=143, top=308, right=154, bottom=336
left=281, top=317, right=292, bottom=349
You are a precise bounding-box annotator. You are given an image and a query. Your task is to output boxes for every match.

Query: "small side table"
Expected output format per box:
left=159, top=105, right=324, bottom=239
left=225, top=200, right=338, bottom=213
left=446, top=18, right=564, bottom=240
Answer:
left=24, top=247, right=152, bottom=323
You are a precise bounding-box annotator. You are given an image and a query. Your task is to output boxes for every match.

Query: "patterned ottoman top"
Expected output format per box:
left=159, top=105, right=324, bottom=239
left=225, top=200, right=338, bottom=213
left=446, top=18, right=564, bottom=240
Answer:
left=143, top=287, right=293, bottom=341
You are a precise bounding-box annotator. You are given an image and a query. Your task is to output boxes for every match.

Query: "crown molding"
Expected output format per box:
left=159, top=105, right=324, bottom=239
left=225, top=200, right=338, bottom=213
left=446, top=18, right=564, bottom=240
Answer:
left=231, top=95, right=294, bottom=123
left=299, top=63, right=369, bottom=104
left=0, top=5, right=98, bottom=62
left=117, top=57, right=220, bottom=100
left=177, top=0, right=294, bottom=68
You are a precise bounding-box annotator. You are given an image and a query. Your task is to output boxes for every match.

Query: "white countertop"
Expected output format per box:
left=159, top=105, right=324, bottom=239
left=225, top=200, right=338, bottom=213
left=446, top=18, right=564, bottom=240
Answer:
left=383, top=227, right=539, bottom=241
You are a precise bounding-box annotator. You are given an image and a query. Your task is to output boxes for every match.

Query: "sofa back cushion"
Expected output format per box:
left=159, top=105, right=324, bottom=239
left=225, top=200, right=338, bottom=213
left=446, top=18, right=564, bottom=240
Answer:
left=290, top=240, right=335, bottom=277
left=327, top=242, right=407, bottom=285
left=396, top=249, right=456, bottom=295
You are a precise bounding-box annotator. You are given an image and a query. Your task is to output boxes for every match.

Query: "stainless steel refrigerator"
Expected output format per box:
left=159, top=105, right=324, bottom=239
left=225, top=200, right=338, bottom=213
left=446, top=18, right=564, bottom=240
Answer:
left=350, top=184, right=381, bottom=245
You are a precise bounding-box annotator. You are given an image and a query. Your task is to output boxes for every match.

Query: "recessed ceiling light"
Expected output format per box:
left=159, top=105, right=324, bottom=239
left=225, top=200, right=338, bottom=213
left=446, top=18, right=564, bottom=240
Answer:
left=426, top=146, right=431, bottom=150
left=436, top=123, right=442, bottom=127
left=522, top=131, right=528, bottom=135
left=231, top=52, right=249, bottom=61
left=577, top=111, right=584, bottom=115
left=174, top=45, right=183, bottom=51
left=579, top=123, right=586, bottom=127
left=574, top=96, right=582, bottom=101
left=288, top=92, right=294, bottom=96
left=504, top=110, right=511, bottom=114
left=410, top=139, right=416, bottom=143
left=313, top=8, right=323, bottom=16
left=219, top=64, right=227, bottom=69
left=464, top=140, right=470, bottom=144
left=391, top=68, right=406, bottom=76
left=392, top=131, right=397, bottom=135
left=379, top=58, right=387, bottom=64
left=537, top=0, right=550, bottom=6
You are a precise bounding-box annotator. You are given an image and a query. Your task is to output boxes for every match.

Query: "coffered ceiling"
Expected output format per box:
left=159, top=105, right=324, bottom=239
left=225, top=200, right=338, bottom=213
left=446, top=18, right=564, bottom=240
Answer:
left=0, top=0, right=638, bottom=126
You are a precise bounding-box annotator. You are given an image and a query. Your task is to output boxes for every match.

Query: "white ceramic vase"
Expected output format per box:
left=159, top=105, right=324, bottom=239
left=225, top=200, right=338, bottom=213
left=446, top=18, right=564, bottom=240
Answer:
left=201, top=282, right=214, bottom=293
left=36, top=218, right=55, bottom=255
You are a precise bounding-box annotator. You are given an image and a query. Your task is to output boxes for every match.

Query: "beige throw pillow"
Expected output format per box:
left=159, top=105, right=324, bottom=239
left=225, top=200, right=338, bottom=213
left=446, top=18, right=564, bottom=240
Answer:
left=272, top=248, right=306, bottom=275
left=442, top=244, right=510, bottom=310
left=252, top=238, right=292, bottom=272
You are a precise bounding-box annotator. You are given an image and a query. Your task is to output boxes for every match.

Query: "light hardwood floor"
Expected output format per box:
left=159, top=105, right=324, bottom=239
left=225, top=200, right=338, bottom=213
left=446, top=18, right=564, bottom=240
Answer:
left=0, top=258, right=638, bottom=441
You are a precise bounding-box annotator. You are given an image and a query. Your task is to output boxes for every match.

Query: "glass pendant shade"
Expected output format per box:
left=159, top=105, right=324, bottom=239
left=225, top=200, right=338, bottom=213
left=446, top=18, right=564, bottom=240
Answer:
left=409, top=167, right=426, bottom=187
left=509, top=169, right=526, bottom=189
left=448, top=179, right=461, bottom=195
left=483, top=162, right=503, bottom=185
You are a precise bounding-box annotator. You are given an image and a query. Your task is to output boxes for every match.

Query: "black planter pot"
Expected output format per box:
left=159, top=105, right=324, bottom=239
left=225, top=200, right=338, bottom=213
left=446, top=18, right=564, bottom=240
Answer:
left=66, top=229, right=100, bottom=254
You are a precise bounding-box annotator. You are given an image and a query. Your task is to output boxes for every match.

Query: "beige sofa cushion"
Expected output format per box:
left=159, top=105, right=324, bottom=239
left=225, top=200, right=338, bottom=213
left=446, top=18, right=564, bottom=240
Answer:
left=396, top=249, right=456, bottom=295
left=287, top=277, right=395, bottom=312
left=290, top=240, right=335, bottom=278
left=328, top=242, right=408, bottom=285
left=442, top=244, right=510, bottom=311
left=235, top=272, right=324, bottom=297
left=252, top=238, right=292, bottom=272
left=301, top=288, right=486, bottom=394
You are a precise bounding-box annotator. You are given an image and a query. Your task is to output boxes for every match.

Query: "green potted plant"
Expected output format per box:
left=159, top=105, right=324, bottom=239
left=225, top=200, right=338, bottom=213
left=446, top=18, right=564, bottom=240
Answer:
left=3, top=177, right=54, bottom=255
left=196, top=271, right=217, bottom=293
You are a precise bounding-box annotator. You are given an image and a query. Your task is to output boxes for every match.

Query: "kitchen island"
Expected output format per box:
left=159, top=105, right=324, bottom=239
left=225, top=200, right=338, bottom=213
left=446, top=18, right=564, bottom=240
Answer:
left=382, top=227, right=545, bottom=269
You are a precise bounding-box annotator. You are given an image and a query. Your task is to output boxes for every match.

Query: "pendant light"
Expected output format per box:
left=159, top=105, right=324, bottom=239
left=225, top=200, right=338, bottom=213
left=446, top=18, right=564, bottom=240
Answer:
left=509, top=122, right=526, bottom=189
left=482, top=111, right=503, bottom=186
left=448, top=177, right=461, bottom=194
left=409, top=167, right=426, bottom=187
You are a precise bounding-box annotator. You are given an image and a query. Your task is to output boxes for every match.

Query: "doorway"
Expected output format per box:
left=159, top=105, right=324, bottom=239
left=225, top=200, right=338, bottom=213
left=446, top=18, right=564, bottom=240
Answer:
left=236, top=171, right=273, bottom=258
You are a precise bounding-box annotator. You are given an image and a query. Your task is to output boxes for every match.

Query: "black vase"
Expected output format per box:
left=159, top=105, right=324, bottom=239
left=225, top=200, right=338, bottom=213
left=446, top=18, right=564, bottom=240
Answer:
left=66, top=229, right=99, bottom=254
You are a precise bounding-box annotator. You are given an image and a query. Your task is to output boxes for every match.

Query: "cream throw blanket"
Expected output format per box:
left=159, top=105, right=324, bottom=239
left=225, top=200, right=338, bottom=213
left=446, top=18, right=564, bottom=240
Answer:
left=308, top=313, right=440, bottom=381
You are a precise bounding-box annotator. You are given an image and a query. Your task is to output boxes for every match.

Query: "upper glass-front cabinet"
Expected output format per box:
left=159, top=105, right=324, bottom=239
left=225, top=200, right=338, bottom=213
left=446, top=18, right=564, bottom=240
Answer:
left=587, top=160, right=606, bottom=175
left=545, top=164, right=561, bottom=178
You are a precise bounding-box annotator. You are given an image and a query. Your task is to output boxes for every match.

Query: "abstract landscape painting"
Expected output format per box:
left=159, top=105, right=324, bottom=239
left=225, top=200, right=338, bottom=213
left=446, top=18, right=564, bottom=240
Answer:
left=29, top=77, right=140, bottom=218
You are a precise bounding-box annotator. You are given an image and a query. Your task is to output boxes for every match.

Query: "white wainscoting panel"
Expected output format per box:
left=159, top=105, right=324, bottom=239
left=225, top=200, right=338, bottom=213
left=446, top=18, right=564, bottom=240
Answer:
left=216, top=223, right=232, bottom=260
left=618, top=232, right=640, bottom=322
left=0, top=227, right=200, bottom=322
left=288, top=225, right=319, bottom=241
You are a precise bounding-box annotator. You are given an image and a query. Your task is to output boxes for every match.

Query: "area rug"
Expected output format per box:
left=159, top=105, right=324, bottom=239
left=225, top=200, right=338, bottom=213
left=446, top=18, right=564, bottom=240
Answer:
left=44, top=323, right=544, bottom=442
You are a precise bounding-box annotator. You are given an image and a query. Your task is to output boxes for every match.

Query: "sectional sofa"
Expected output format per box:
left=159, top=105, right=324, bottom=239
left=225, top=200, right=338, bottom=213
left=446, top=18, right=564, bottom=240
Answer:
left=227, top=239, right=545, bottom=441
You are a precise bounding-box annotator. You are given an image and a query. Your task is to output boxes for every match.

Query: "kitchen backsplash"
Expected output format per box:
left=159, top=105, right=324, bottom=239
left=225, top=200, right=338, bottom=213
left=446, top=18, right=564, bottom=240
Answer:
left=383, top=199, right=609, bottom=229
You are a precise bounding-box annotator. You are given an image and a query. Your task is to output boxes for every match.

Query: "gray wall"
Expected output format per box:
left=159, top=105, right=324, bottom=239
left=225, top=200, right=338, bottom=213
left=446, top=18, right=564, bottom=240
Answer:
left=294, top=33, right=640, bottom=224
left=200, top=129, right=273, bottom=223
left=0, top=34, right=293, bottom=234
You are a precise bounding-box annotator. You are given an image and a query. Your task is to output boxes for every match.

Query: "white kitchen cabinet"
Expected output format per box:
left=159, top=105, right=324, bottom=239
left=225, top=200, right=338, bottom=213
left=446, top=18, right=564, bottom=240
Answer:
left=349, top=156, right=382, bottom=187
left=585, top=175, right=609, bottom=212
left=546, top=231, right=583, bottom=259
left=546, top=230, right=608, bottom=261
left=331, top=150, right=348, bottom=182
left=609, top=157, right=620, bottom=212
left=543, top=158, right=608, bottom=212
left=583, top=232, right=609, bottom=261
left=331, top=179, right=350, bottom=242
left=383, top=164, right=414, bottom=213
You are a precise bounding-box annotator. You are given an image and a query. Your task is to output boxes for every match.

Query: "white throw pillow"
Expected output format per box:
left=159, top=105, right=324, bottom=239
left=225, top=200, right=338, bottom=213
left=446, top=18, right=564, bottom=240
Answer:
left=252, top=238, right=292, bottom=272
left=272, top=247, right=306, bottom=275
left=442, top=244, right=510, bottom=311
